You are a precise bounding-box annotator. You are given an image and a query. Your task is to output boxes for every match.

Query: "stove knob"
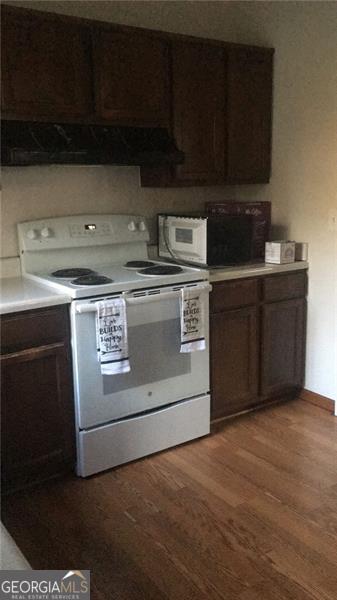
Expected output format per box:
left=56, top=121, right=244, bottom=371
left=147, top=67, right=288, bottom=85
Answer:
left=128, top=221, right=136, bottom=232
left=41, top=227, right=53, bottom=238
left=138, top=220, right=147, bottom=232
left=26, top=229, right=38, bottom=240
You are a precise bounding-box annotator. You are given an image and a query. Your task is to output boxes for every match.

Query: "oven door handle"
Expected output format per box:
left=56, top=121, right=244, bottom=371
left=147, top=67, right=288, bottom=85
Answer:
left=74, top=283, right=212, bottom=313
left=124, top=283, right=212, bottom=305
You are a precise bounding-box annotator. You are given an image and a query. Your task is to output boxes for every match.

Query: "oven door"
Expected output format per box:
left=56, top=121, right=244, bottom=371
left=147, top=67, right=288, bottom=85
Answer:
left=158, top=215, right=207, bottom=265
left=71, top=282, right=210, bottom=430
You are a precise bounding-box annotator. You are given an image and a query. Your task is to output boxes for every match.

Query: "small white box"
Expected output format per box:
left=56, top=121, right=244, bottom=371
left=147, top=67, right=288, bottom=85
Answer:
left=295, top=242, right=308, bottom=261
left=265, top=241, right=295, bottom=264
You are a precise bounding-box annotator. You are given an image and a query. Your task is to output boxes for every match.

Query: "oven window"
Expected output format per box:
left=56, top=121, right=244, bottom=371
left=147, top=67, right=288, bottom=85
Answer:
left=103, top=319, right=191, bottom=395
left=175, top=228, right=193, bottom=244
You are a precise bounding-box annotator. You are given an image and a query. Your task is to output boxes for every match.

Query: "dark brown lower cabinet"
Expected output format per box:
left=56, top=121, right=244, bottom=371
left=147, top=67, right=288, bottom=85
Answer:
left=211, top=306, right=258, bottom=419
left=210, top=271, right=307, bottom=420
left=261, top=298, right=306, bottom=397
left=1, top=305, right=75, bottom=492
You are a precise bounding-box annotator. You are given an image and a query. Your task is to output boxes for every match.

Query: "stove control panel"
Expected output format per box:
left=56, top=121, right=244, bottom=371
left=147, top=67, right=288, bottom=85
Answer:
left=26, top=227, right=54, bottom=239
left=18, top=214, right=150, bottom=253
left=69, top=223, right=112, bottom=237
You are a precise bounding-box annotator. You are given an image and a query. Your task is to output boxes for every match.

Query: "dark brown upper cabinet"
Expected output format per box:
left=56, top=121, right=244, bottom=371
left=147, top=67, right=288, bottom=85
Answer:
left=226, top=47, right=273, bottom=183
left=93, top=28, right=170, bottom=127
left=141, top=42, right=273, bottom=187
left=1, top=5, right=273, bottom=185
left=171, top=41, right=226, bottom=184
left=1, top=5, right=93, bottom=121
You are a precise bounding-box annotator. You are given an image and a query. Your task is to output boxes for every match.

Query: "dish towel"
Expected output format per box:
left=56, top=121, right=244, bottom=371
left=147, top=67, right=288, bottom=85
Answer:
left=96, top=298, right=130, bottom=375
left=180, top=287, right=206, bottom=353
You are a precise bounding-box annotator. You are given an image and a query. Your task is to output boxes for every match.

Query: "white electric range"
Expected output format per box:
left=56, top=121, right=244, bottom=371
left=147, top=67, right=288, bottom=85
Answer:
left=18, top=215, right=211, bottom=476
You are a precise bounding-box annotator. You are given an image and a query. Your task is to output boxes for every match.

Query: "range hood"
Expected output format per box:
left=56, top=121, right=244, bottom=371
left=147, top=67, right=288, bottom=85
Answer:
left=1, top=121, right=184, bottom=167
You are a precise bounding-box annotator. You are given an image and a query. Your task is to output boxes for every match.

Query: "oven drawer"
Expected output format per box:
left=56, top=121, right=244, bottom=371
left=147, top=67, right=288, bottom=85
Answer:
left=77, top=394, right=210, bottom=477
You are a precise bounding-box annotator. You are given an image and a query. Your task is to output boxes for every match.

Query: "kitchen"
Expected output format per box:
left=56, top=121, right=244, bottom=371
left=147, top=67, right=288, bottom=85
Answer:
left=1, top=1, right=337, bottom=599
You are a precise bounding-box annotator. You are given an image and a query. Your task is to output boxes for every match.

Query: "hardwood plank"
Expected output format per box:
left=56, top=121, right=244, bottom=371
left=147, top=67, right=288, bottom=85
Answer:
left=239, top=579, right=316, bottom=600
left=306, top=502, right=337, bottom=541
left=212, top=439, right=324, bottom=512
left=114, top=463, right=264, bottom=596
left=2, top=399, right=337, bottom=600
left=247, top=494, right=337, bottom=566
left=218, top=422, right=337, bottom=489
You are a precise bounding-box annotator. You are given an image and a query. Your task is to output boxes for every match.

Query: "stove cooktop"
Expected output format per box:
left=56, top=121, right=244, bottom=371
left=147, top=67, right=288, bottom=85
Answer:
left=18, top=215, right=208, bottom=299
left=25, top=260, right=208, bottom=299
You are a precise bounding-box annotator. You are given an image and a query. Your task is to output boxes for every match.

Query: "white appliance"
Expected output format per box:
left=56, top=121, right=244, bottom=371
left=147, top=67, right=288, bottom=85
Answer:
left=158, top=214, right=207, bottom=265
left=18, top=215, right=211, bottom=477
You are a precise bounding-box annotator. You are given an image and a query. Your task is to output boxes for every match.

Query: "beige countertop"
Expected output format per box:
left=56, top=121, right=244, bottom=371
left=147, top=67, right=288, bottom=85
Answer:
left=0, top=277, right=71, bottom=315
left=0, top=262, right=309, bottom=314
left=209, top=261, right=309, bottom=283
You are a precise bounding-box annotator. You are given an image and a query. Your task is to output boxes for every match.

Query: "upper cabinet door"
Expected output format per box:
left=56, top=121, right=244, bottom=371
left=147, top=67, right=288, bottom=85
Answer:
left=1, top=6, right=93, bottom=120
left=93, top=29, right=170, bottom=126
left=171, top=42, right=226, bottom=184
left=226, top=47, right=273, bottom=183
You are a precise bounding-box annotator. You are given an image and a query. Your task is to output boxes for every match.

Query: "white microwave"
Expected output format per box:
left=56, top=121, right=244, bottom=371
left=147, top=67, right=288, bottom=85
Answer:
left=158, top=213, right=254, bottom=267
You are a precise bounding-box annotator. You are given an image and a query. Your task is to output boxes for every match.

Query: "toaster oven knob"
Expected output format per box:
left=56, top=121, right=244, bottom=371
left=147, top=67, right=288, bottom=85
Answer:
left=128, top=220, right=136, bottom=232
left=138, top=220, right=147, bottom=231
left=41, top=227, right=52, bottom=238
left=26, top=229, right=38, bottom=240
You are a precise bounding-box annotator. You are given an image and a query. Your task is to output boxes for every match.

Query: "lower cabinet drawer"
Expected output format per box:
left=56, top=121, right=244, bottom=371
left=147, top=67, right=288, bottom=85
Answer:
left=263, top=271, right=307, bottom=302
left=1, top=305, right=69, bottom=353
left=210, top=278, right=259, bottom=313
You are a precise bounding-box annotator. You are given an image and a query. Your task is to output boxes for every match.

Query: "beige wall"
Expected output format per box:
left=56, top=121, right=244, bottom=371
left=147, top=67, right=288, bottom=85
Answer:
left=1, top=166, right=249, bottom=254
left=1, top=0, right=337, bottom=402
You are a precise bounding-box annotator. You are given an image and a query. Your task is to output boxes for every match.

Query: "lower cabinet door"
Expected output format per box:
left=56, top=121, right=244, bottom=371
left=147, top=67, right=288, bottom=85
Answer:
left=261, top=298, right=306, bottom=397
left=210, top=306, right=258, bottom=420
left=1, top=342, right=75, bottom=490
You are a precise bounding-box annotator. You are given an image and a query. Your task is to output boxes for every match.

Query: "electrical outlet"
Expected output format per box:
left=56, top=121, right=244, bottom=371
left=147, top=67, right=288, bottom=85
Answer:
left=328, top=210, right=337, bottom=232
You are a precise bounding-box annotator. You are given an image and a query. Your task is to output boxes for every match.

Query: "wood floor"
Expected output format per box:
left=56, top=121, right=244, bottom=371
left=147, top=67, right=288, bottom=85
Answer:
left=3, top=399, right=337, bottom=600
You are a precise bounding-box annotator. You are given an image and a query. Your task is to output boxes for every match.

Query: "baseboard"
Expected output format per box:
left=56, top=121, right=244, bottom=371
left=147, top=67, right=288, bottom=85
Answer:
left=211, top=394, right=296, bottom=426
left=299, top=388, right=335, bottom=412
